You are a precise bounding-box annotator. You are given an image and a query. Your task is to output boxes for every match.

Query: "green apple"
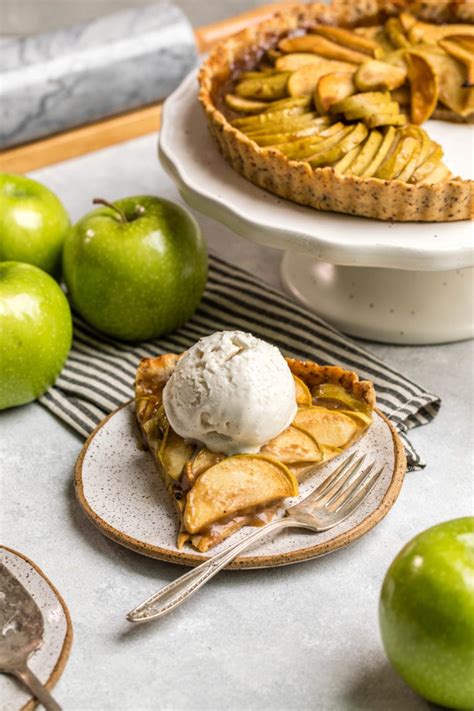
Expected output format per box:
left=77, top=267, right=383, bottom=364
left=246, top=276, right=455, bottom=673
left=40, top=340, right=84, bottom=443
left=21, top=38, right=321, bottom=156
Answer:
left=380, top=517, right=474, bottom=709
left=63, top=196, right=207, bottom=341
left=0, top=262, right=72, bottom=410
left=0, top=174, right=70, bottom=277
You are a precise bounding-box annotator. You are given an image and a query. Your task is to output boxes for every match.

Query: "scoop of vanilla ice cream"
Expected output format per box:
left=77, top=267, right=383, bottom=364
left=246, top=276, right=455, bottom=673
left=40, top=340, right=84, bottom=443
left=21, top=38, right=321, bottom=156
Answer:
left=162, top=331, right=297, bottom=455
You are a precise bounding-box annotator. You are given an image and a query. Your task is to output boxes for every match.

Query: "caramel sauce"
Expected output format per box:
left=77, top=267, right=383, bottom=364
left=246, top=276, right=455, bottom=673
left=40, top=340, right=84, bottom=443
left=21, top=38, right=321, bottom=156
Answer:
left=189, top=504, right=280, bottom=552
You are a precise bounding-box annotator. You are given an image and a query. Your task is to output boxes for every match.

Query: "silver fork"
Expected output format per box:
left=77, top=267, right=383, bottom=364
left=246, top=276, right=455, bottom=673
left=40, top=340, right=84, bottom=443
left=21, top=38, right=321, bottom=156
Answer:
left=127, top=453, right=383, bottom=623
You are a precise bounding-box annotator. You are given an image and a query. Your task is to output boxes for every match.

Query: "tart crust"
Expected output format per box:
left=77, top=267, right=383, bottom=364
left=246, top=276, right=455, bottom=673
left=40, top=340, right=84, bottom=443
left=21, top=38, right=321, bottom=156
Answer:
left=135, top=352, right=375, bottom=552
left=198, top=0, right=474, bottom=222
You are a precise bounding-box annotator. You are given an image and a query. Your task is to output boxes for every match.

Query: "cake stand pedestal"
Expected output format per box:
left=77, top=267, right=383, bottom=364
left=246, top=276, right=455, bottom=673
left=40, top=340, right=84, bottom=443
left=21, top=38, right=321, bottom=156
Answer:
left=281, top=254, right=473, bottom=344
left=159, top=70, right=474, bottom=345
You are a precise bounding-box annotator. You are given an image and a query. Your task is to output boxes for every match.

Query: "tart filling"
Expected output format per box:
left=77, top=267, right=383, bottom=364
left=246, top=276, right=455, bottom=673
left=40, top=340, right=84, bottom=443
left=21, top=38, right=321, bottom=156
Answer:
left=199, top=0, right=473, bottom=221
left=135, top=352, right=375, bottom=552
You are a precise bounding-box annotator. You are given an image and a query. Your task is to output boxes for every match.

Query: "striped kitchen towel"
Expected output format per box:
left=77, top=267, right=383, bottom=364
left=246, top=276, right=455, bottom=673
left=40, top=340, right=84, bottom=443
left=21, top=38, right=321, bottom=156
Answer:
left=40, top=253, right=440, bottom=471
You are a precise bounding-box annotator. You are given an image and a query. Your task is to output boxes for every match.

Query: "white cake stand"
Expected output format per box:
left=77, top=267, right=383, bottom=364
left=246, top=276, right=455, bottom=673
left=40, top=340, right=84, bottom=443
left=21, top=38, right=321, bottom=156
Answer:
left=159, top=70, right=474, bottom=344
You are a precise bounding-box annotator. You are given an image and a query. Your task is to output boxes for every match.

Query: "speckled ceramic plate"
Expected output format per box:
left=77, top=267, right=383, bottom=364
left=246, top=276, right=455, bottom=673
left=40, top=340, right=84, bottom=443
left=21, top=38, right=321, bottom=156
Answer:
left=0, top=547, right=73, bottom=711
left=75, top=402, right=406, bottom=569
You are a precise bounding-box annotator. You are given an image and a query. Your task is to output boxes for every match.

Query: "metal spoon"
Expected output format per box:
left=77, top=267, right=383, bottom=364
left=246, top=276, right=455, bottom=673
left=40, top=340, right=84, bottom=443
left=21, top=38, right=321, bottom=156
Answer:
left=0, top=563, right=61, bottom=710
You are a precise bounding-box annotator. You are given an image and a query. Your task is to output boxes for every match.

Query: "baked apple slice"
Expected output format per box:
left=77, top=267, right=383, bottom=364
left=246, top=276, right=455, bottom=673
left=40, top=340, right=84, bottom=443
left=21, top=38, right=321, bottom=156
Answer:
left=294, top=407, right=361, bottom=449
left=288, top=61, right=356, bottom=96
left=261, top=424, right=322, bottom=464
left=183, top=455, right=298, bottom=534
left=158, top=429, right=195, bottom=481
left=355, top=60, right=407, bottom=92
left=279, top=34, right=369, bottom=64
left=293, top=375, right=312, bottom=406
left=312, top=382, right=373, bottom=414
left=315, top=72, right=356, bottom=114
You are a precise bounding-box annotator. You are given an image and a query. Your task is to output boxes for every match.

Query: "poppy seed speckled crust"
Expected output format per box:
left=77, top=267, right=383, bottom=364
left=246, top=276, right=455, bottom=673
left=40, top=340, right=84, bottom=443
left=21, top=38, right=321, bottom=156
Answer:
left=198, top=0, right=474, bottom=222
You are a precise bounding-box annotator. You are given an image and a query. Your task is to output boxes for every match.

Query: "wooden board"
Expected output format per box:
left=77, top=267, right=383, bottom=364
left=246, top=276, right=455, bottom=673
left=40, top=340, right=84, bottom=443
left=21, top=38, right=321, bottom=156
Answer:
left=0, top=2, right=293, bottom=174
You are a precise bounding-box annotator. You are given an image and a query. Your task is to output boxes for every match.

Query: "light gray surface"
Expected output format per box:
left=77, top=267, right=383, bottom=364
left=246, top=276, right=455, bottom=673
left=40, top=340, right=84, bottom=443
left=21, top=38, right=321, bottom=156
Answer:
left=1, top=132, right=473, bottom=710
left=0, top=0, right=276, bottom=36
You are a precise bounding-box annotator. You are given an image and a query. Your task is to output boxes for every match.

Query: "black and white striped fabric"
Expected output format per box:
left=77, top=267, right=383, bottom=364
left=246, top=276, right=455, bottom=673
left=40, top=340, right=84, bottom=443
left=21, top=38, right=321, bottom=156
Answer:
left=40, top=253, right=440, bottom=470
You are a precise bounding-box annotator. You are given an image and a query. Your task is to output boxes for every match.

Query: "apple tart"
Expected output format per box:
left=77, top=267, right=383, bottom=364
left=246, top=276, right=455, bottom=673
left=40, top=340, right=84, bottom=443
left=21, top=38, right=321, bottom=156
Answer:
left=199, top=0, right=474, bottom=221
left=135, top=353, right=375, bottom=552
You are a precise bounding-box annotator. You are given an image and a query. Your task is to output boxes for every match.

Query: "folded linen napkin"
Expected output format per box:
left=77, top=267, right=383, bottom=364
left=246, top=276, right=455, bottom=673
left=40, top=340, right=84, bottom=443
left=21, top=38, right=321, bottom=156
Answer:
left=39, top=253, right=440, bottom=471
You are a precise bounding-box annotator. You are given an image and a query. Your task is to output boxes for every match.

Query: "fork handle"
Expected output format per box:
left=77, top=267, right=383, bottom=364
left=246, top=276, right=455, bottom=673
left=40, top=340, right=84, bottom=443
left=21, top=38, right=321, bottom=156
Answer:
left=127, top=517, right=299, bottom=623
left=12, top=663, right=62, bottom=711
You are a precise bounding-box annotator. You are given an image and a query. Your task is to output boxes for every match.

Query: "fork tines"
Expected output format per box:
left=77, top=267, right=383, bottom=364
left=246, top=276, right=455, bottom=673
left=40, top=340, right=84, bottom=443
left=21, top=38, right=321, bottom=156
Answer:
left=311, top=452, right=384, bottom=514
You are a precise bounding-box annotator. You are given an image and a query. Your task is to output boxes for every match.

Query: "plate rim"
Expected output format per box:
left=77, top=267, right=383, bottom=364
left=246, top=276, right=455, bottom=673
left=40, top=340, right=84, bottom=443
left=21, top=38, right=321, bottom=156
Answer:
left=75, top=402, right=407, bottom=569
left=1, top=546, right=74, bottom=711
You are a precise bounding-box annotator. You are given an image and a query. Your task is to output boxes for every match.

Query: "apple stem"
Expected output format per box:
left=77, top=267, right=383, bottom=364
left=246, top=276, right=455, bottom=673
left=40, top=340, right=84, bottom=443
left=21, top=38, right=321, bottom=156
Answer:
left=93, top=198, right=127, bottom=224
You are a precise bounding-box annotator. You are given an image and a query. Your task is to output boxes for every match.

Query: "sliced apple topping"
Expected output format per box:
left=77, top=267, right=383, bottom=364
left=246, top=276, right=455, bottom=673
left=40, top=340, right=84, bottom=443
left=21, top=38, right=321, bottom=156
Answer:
left=307, top=123, right=369, bottom=168
left=183, top=455, right=298, bottom=534
left=411, top=143, right=444, bottom=183
left=312, top=383, right=372, bottom=415
left=293, top=375, right=312, bottom=406
left=189, top=447, right=224, bottom=481
left=384, top=17, right=411, bottom=49
left=229, top=91, right=449, bottom=183
left=224, top=15, right=468, bottom=187
left=279, top=34, right=369, bottom=64
left=355, top=60, right=407, bottom=92
left=375, top=133, right=416, bottom=179
left=249, top=122, right=329, bottom=147
left=288, top=61, right=356, bottom=97
left=418, top=162, right=452, bottom=185
left=309, top=25, right=379, bottom=56
left=272, top=122, right=346, bottom=159
left=228, top=17, right=472, bottom=124
left=294, top=406, right=360, bottom=449
left=333, top=143, right=363, bottom=173
left=335, top=410, right=372, bottom=427
left=418, top=48, right=474, bottom=117
left=262, top=96, right=312, bottom=112
left=330, top=91, right=406, bottom=128
left=141, top=417, right=163, bottom=455
left=235, top=72, right=291, bottom=100
left=359, top=125, right=397, bottom=177
left=405, top=52, right=439, bottom=124
left=232, top=107, right=314, bottom=130
left=155, top=404, right=169, bottom=433
left=438, top=36, right=474, bottom=87
left=399, top=11, right=417, bottom=34
left=346, top=129, right=383, bottom=176
left=225, top=94, right=270, bottom=113
left=315, top=72, right=356, bottom=114
left=261, top=424, right=322, bottom=464
left=158, top=428, right=195, bottom=481
left=277, top=53, right=332, bottom=72
left=408, top=20, right=474, bottom=45
left=135, top=394, right=161, bottom=428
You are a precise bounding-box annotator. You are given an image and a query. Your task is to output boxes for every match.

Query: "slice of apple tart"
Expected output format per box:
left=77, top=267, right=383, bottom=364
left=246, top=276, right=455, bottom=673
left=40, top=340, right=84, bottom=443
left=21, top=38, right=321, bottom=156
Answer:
left=135, top=332, right=375, bottom=552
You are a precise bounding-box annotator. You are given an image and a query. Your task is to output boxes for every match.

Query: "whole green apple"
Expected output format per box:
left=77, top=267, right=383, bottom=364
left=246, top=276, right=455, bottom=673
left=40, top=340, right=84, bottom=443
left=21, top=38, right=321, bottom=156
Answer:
left=380, top=517, right=474, bottom=709
left=0, top=173, right=70, bottom=277
left=63, top=196, right=207, bottom=341
left=0, top=262, right=72, bottom=409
